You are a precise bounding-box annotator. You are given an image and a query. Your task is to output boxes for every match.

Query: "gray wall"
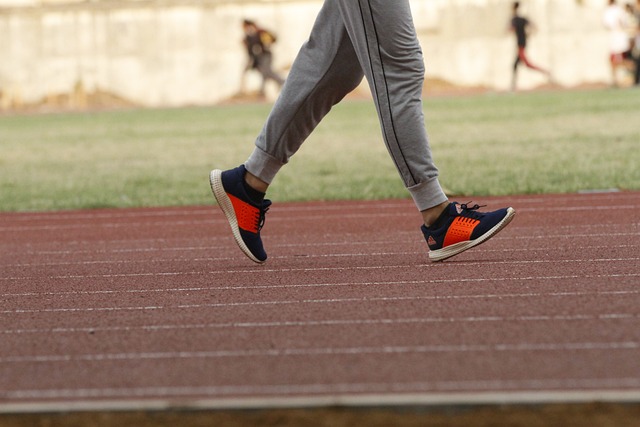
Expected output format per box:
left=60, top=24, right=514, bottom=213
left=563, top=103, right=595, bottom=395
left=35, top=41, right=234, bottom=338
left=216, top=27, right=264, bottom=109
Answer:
left=0, top=0, right=617, bottom=109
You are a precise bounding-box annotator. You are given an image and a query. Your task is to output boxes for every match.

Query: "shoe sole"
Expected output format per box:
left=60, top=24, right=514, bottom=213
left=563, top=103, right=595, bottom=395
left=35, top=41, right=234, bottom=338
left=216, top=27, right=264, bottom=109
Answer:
left=429, top=207, right=516, bottom=262
left=209, top=169, right=264, bottom=264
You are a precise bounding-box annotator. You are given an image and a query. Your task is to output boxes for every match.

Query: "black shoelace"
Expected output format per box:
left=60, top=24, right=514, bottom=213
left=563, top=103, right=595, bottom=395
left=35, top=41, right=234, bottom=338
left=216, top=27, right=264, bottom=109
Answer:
left=257, top=200, right=272, bottom=231
left=458, top=202, right=485, bottom=219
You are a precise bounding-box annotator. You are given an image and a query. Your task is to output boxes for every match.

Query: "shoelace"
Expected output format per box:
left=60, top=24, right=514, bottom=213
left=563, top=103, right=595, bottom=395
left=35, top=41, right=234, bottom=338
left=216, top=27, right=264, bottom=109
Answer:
left=458, top=202, right=486, bottom=219
left=257, top=200, right=272, bottom=232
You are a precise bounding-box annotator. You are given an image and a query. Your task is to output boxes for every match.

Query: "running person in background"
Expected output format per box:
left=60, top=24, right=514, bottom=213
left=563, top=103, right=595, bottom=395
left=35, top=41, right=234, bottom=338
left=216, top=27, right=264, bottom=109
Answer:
left=602, top=0, right=633, bottom=86
left=241, top=19, right=285, bottom=97
left=211, top=0, right=515, bottom=264
left=631, top=0, right=640, bottom=85
left=509, top=1, right=551, bottom=91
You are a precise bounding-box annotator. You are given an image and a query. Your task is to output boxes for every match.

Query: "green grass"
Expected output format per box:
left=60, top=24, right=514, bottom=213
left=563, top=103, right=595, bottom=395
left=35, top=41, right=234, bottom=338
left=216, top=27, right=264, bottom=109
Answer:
left=1, top=88, right=639, bottom=212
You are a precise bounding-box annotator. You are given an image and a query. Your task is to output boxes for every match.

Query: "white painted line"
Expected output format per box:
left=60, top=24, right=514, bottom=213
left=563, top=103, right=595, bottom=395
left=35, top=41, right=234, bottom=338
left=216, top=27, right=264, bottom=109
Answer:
left=2, top=257, right=639, bottom=282
left=2, top=288, right=640, bottom=315
left=2, top=341, right=639, bottom=364
left=1, top=203, right=638, bottom=232
left=2, top=312, right=638, bottom=335
left=0, top=201, right=415, bottom=223
left=3, top=242, right=639, bottom=269
left=2, top=273, right=639, bottom=298
left=2, top=380, right=640, bottom=414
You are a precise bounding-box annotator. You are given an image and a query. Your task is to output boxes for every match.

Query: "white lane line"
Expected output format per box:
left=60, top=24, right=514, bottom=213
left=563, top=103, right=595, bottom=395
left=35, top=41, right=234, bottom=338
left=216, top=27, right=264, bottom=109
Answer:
left=0, top=209, right=213, bottom=222
left=2, top=221, right=636, bottom=252
left=3, top=388, right=640, bottom=413
left=511, top=231, right=639, bottom=240
left=2, top=273, right=640, bottom=298
left=0, top=192, right=633, bottom=222
left=1, top=248, right=418, bottom=268
left=5, top=377, right=640, bottom=402
left=2, top=225, right=638, bottom=252
left=1, top=238, right=399, bottom=256
left=3, top=243, right=639, bottom=269
left=1, top=204, right=638, bottom=232
left=1, top=228, right=636, bottom=264
left=2, top=225, right=638, bottom=254
left=0, top=219, right=215, bottom=232
left=2, top=313, right=638, bottom=335
left=0, top=211, right=418, bottom=232
left=2, top=257, right=639, bottom=282
left=2, top=289, right=639, bottom=315
left=0, top=201, right=415, bottom=223
left=2, top=341, right=639, bottom=364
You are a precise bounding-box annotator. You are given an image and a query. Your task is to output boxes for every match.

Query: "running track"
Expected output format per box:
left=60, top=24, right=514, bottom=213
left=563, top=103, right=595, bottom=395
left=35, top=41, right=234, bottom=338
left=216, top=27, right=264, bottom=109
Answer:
left=1, top=191, right=639, bottom=413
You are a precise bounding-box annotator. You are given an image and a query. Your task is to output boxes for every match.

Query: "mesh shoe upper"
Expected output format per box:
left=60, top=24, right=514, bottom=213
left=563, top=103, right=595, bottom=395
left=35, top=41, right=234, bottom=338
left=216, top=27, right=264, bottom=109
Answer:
left=421, top=202, right=514, bottom=260
left=213, top=165, right=271, bottom=263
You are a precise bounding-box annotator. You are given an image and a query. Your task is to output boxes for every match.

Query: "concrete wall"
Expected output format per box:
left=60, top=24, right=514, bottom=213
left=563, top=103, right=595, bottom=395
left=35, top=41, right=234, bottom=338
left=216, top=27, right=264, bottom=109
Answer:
left=414, top=0, right=613, bottom=89
left=0, top=0, right=616, bottom=109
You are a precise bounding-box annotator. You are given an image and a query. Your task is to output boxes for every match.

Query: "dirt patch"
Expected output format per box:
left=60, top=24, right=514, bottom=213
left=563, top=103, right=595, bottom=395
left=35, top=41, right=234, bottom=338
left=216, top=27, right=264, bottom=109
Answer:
left=1, top=77, right=613, bottom=114
left=0, top=81, right=138, bottom=114
left=2, top=402, right=640, bottom=427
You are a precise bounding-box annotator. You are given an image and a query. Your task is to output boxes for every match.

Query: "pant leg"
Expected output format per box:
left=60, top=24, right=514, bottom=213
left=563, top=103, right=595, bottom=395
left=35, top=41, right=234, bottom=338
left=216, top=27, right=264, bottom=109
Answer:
left=257, top=53, right=285, bottom=91
left=246, top=0, right=364, bottom=182
left=518, top=47, right=547, bottom=73
left=335, top=0, right=446, bottom=210
left=247, top=0, right=446, bottom=211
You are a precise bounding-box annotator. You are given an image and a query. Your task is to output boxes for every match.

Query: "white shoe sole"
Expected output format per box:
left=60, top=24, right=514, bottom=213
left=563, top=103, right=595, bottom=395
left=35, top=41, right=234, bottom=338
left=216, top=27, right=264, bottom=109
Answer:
left=209, top=169, right=264, bottom=264
left=429, top=207, right=516, bottom=262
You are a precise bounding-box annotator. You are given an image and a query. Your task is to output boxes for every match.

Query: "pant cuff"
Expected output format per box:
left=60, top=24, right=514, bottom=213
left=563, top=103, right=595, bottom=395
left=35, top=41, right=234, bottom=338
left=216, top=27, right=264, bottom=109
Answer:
left=244, top=147, right=285, bottom=185
left=408, top=178, right=448, bottom=211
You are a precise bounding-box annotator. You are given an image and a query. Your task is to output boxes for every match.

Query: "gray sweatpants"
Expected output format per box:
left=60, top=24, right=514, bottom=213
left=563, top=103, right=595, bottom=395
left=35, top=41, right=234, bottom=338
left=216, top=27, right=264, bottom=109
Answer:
left=245, top=0, right=447, bottom=212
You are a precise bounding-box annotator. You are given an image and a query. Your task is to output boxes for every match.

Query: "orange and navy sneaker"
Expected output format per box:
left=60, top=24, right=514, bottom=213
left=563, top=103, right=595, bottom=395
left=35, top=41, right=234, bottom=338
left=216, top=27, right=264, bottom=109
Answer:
left=209, top=165, right=271, bottom=263
left=421, top=202, right=515, bottom=262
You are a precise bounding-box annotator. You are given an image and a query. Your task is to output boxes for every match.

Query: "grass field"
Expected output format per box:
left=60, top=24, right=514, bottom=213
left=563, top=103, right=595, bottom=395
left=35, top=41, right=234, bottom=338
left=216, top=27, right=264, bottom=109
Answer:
left=1, top=88, right=638, bottom=212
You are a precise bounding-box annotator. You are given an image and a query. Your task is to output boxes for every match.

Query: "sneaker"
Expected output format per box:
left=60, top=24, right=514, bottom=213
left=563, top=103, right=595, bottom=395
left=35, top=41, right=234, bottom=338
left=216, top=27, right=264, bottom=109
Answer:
left=209, top=165, right=271, bottom=263
left=421, top=202, right=515, bottom=262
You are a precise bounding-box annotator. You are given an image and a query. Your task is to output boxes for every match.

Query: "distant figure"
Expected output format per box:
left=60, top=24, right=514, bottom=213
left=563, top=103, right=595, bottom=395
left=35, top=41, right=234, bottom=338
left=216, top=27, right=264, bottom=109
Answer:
left=602, top=0, right=633, bottom=86
left=509, top=1, right=551, bottom=91
left=632, top=0, right=640, bottom=85
left=241, top=19, right=285, bottom=97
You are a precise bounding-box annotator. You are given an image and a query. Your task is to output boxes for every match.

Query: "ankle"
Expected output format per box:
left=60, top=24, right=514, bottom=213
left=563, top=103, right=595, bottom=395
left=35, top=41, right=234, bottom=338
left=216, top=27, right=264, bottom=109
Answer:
left=245, top=171, right=269, bottom=193
left=421, top=201, right=449, bottom=228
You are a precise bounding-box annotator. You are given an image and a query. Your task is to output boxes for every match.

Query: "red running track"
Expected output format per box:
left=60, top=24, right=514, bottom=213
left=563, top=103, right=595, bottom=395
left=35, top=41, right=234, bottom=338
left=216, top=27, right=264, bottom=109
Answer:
left=1, top=192, right=639, bottom=412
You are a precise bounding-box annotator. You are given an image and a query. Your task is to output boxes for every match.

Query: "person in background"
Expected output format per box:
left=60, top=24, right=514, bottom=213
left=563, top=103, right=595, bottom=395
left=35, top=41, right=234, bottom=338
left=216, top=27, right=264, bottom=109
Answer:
left=509, top=1, right=551, bottom=91
left=631, top=0, right=640, bottom=85
left=241, top=19, right=286, bottom=97
left=602, top=0, right=633, bottom=86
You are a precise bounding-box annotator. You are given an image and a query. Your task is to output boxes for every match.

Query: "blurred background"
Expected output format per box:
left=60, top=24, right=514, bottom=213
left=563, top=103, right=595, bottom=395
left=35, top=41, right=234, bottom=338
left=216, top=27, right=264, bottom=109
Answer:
left=0, top=0, right=632, bottom=111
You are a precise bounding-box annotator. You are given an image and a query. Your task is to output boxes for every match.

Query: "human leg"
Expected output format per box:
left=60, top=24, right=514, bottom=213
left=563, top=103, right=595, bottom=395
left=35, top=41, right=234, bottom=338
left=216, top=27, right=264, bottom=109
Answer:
left=609, top=52, right=622, bottom=86
left=512, top=53, right=521, bottom=90
left=245, top=0, right=365, bottom=184
left=211, top=0, right=365, bottom=263
left=212, top=0, right=515, bottom=263
left=335, top=0, right=447, bottom=213
left=334, top=0, right=514, bottom=259
left=518, top=47, right=549, bottom=74
left=256, top=52, right=285, bottom=95
left=247, top=0, right=447, bottom=213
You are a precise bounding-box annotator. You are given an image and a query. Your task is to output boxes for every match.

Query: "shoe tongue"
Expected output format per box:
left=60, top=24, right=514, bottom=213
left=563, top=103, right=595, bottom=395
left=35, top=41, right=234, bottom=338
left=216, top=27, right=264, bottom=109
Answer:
left=262, top=199, right=272, bottom=209
left=450, top=202, right=463, bottom=215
